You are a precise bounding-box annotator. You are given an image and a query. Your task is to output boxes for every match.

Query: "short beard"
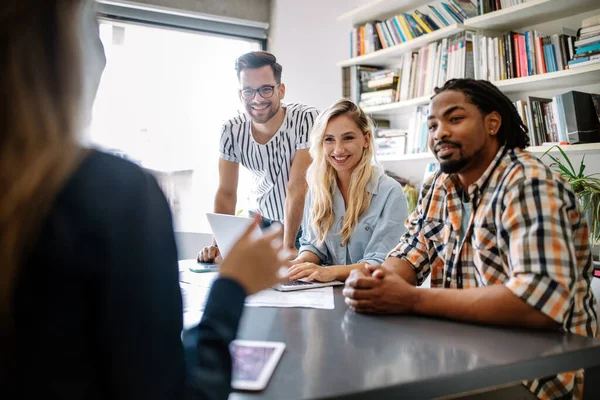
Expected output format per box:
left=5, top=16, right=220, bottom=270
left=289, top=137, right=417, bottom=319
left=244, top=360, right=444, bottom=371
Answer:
left=248, top=101, right=280, bottom=124
left=439, top=158, right=468, bottom=174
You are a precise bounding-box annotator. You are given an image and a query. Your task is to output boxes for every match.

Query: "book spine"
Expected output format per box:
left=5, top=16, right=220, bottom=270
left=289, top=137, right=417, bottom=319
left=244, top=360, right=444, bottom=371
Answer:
left=412, top=12, right=434, bottom=34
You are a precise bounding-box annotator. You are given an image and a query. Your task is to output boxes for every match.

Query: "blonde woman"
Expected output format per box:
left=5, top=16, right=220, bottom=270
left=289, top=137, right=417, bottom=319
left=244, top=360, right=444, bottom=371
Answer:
left=287, top=99, right=408, bottom=283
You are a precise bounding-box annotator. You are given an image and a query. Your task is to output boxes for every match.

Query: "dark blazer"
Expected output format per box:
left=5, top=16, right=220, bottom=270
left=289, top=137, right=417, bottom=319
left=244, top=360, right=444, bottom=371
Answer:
left=7, top=150, right=245, bottom=399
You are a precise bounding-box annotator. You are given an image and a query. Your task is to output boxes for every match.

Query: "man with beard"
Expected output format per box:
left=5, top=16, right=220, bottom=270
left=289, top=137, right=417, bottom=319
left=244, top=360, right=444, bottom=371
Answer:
left=343, top=79, right=598, bottom=399
left=198, top=51, right=318, bottom=263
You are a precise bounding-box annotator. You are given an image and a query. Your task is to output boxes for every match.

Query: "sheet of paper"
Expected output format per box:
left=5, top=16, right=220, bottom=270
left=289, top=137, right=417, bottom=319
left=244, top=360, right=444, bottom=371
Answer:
left=245, top=286, right=335, bottom=310
left=180, top=271, right=335, bottom=311
left=179, top=271, right=217, bottom=312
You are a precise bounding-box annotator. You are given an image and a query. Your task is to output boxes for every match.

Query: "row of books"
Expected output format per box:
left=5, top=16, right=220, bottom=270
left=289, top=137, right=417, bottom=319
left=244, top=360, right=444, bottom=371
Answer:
left=373, top=91, right=600, bottom=159
left=515, top=91, right=600, bottom=146
left=350, top=0, right=478, bottom=57
left=355, top=32, right=474, bottom=108
left=373, top=107, right=431, bottom=157
left=474, top=30, right=577, bottom=81
left=568, top=15, right=600, bottom=69
left=348, top=0, right=531, bottom=58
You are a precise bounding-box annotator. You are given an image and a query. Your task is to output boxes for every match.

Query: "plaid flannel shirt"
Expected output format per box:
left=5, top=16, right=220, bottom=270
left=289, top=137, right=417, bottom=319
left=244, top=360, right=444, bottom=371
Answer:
left=389, top=146, right=599, bottom=399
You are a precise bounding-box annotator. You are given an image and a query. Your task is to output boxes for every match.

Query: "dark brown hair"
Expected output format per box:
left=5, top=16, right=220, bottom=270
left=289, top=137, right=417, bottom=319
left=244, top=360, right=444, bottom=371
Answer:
left=0, top=0, right=85, bottom=332
left=235, top=51, right=283, bottom=83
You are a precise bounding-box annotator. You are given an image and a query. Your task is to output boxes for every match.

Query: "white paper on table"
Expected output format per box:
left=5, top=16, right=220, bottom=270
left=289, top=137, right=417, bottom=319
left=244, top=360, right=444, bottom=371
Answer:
left=180, top=271, right=335, bottom=311
left=179, top=271, right=218, bottom=313
left=183, top=311, right=204, bottom=330
left=245, top=286, right=335, bottom=310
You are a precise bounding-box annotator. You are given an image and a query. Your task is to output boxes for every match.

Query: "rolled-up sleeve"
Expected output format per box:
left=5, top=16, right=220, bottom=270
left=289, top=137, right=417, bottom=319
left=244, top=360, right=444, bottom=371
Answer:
left=501, top=178, right=579, bottom=325
left=359, top=185, right=408, bottom=265
left=298, top=192, right=330, bottom=263
left=296, top=108, right=319, bottom=150
left=218, top=122, right=240, bottom=163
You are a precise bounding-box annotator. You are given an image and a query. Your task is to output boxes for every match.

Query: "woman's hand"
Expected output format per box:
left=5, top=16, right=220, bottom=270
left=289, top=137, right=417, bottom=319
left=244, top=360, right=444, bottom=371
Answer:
left=219, top=219, right=290, bottom=295
left=286, top=262, right=338, bottom=282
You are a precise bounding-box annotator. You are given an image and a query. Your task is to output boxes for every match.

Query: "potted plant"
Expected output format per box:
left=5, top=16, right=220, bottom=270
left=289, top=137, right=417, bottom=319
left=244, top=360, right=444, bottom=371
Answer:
left=542, top=146, right=600, bottom=248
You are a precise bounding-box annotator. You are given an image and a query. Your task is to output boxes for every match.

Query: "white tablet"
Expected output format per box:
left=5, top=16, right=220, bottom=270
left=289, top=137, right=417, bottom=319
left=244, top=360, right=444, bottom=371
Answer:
left=230, top=340, right=286, bottom=391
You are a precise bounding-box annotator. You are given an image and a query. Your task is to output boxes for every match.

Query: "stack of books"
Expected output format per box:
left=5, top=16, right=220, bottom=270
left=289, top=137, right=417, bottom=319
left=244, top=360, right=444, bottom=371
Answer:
left=349, top=0, right=479, bottom=58
left=568, top=14, right=600, bottom=69
left=375, top=128, right=409, bottom=159
left=358, top=69, right=399, bottom=108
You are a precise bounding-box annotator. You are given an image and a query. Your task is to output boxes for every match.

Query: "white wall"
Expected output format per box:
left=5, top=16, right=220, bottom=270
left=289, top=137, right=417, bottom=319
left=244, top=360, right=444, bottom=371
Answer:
left=268, top=0, right=361, bottom=111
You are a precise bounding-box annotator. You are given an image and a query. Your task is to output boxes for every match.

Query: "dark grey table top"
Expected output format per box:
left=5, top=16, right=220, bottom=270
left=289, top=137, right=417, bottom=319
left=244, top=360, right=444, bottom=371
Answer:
left=230, top=287, right=600, bottom=400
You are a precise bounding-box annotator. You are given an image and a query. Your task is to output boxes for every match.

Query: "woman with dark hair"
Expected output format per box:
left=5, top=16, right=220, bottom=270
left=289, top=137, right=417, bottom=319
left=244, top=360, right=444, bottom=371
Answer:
left=0, top=1, right=286, bottom=398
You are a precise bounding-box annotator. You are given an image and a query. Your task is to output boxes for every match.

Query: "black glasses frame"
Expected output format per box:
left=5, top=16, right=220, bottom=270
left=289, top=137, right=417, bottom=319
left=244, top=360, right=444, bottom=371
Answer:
left=240, top=84, right=279, bottom=100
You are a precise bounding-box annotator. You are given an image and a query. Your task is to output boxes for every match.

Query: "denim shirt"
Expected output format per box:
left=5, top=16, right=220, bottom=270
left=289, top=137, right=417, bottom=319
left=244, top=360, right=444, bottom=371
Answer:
left=299, top=169, right=408, bottom=266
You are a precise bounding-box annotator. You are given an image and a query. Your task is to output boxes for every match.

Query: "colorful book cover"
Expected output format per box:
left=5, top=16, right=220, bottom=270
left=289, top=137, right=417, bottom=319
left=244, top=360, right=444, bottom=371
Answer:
left=535, top=34, right=547, bottom=74
left=441, top=3, right=464, bottom=23
left=391, top=17, right=407, bottom=43
left=412, top=12, right=433, bottom=34
left=396, top=14, right=415, bottom=40
left=419, top=10, right=441, bottom=30
left=449, top=0, right=478, bottom=19
left=374, top=22, right=388, bottom=49
left=428, top=5, right=449, bottom=26
left=404, top=13, right=426, bottom=37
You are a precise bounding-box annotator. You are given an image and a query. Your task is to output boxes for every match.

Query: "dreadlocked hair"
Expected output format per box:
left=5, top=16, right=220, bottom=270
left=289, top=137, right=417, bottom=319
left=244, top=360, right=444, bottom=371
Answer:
left=432, top=79, right=530, bottom=149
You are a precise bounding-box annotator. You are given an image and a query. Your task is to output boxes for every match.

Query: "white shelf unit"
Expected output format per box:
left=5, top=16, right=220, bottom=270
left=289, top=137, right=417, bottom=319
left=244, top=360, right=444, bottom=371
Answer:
left=364, top=63, right=600, bottom=117
left=337, top=0, right=432, bottom=25
left=378, top=143, right=600, bottom=163
left=338, top=0, right=600, bottom=68
left=527, top=143, right=600, bottom=154
left=378, top=151, right=434, bottom=162
left=465, top=0, right=599, bottom=30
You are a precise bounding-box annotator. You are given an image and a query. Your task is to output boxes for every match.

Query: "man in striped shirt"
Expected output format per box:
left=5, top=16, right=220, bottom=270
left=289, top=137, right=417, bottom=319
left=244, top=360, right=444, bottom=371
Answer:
left=343, top=79, right=598, bottom=399
left=198, top=51, right=318, bottom=262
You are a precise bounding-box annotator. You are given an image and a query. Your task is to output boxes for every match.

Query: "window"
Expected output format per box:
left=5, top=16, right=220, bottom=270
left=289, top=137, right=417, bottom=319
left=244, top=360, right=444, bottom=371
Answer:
left=89, top=19, right=261, bottom=232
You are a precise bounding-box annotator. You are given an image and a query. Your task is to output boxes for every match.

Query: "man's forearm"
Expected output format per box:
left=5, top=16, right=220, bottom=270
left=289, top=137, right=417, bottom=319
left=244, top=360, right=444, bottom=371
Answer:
left=383, top=257, right=418, bottom=286
left=283, top=190, right=305, bottom=249
left=214, top=190, right=236, bottom=215
left=413, top=284, right=560, bottom=330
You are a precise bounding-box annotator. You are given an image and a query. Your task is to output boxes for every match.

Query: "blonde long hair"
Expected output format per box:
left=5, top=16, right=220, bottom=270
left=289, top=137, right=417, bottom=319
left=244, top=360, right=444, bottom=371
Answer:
left=306, top=99, right=378, bottom=246
left=0, top=1, right=87, bottom=331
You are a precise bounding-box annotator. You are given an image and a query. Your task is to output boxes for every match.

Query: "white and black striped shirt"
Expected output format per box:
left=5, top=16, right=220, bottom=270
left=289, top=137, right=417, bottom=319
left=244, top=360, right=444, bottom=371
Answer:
left=219, top=103, right=319, bottom=222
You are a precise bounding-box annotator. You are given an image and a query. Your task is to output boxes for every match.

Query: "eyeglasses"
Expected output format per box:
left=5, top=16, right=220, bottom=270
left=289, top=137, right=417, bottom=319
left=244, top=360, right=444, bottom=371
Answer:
left=240, top=84, right=279, bottom=100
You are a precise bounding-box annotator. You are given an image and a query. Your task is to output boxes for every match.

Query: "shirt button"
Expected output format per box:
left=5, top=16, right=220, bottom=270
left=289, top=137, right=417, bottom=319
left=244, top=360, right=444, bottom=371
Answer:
left=365, top=226, right=369, bottom=231
left=446, top=276, right=451, bottom=282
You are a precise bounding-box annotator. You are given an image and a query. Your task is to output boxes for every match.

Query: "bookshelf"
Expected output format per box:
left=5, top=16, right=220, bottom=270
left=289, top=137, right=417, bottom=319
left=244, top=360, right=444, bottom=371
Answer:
left=339, top=0, right=600, bottom=186
left=364, top=63, right=600, bottom=117
left=338, top=0, right=599, bottom=68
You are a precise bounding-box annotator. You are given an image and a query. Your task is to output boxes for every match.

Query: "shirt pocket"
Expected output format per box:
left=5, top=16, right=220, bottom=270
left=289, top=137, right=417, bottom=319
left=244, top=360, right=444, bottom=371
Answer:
left=353, top=220, right=375, bottom=250
left=471, top=222, right=507, bottom=282
left=422, top=219, right=447, bottom=259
